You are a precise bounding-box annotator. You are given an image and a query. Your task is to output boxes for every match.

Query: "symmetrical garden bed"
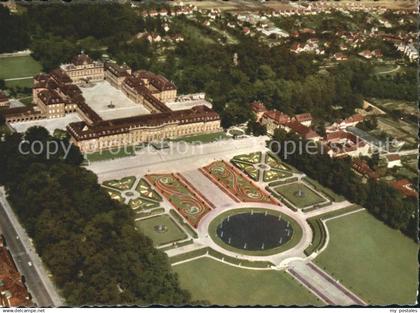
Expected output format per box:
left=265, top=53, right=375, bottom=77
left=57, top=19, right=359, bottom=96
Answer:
left=145, top=173, right=212, bottom=227
left=201, top=160, right=277, bottom=204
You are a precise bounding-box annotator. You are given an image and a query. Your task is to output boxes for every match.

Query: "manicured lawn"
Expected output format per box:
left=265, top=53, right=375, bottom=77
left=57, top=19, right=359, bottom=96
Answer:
left=172, top=131, right=228, bottom=144
left=0, top=56, right=42, bottom=79
left=135, top=214, right=187, bottom=246
left=315, top=210, right=418, bottom=305
left=174, top=257, right=322, bottom=306
left=5, top=78, right=34, bottom=89
left=86, top=147, right=136, bottom=162
left=274, top=182, right=326, bottom=209
left=302, top=177, right=345, bottom=202
left=102, top=176, right=136, bottom=191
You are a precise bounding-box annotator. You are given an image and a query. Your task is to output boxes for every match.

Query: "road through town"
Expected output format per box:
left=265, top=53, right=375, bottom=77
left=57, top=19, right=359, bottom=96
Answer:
left=0, top=188, right=63, bottom=307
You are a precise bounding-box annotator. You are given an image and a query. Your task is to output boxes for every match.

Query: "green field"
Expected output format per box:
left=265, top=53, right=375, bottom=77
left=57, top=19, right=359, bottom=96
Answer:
left=174, top=257, right=322, bottom=306
left=0, top=56, right=42, bottom=80
left=86, top=147, right=136, bottom=162
left=315, top=210, right=418, bottom=305
left=135, top=214, right=187, bottom=246
left=172, top=131, right=228, bottom=144
left=5, top=78, right=34, bottom=89
left=274, top=182, right=326, bottom=209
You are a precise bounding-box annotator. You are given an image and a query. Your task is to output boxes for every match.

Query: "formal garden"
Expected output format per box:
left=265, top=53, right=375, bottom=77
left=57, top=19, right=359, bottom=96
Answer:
left=102, top=177, right=163, bottom=218
left=135, top=214, right=188, bottom=246
left=145, top=173, right=212, bottom=227
left=201, top=160, right=276, bottom=204
left=273, top=182, right=328, bottom=210
left=230, top=152, right=295, bottom=183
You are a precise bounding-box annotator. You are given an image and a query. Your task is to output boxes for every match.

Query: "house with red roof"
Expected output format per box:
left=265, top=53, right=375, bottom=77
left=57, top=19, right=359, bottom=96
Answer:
left=250, top=101, right=267, bottom=121
left=0, top=238, right=32, bottom=307
left=260, top=110, right=291, bottom=135
left=391, top=179, right=418, bottom=198
left=293, top=113, right=313, bottom=127
left=0, top=91, right=9, bottom=108
left=385, top=154, right=402, bottom=168
left=286, top=120, right=321, bottom=141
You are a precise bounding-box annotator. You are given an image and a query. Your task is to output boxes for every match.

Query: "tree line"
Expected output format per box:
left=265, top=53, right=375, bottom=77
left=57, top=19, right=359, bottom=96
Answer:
left=0, top=127, right=193, bottom=305
left=271, top=129, right=418, bottom=241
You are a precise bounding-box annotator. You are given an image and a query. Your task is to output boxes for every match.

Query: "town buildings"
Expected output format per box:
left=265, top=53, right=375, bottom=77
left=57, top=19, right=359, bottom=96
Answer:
left=0, top=91, right=9, bottom=108
left=0, top=237, right=32, bottom=307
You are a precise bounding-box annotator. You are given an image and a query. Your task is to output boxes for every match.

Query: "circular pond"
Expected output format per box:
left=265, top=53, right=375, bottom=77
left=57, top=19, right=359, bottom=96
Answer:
left=209, top=208, right=302, bottom=256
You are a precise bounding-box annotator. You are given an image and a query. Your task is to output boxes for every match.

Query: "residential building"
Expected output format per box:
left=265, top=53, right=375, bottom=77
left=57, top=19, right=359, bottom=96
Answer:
left=0, top=91, right=9, bottom=108
left=386, top=154, right=402, bottom=168
left=0, top=237, right=32, bottom=307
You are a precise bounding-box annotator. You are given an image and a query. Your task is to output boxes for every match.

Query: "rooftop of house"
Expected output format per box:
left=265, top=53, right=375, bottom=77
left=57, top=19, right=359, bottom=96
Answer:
left=287, top=120, right=319, bottom=139
left=250, top=101, right=267, bottom=113
left=386, top=154, right=401, bottom=162
left=0, top=244, right=32, bottom=307
left=262, top=110, right=290, bottom=125
left=391, top=179, right=418, bottom=198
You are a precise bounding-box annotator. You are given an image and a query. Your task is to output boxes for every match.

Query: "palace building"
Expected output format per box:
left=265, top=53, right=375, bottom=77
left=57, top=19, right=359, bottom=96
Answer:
left=4, top=53, right=222, bottom=153
left=61, top=52, right=104, bottom=84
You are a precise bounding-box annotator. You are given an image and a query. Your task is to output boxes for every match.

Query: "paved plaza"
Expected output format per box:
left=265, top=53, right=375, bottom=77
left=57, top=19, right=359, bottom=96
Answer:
left=80, top=81, right=150, bottom=120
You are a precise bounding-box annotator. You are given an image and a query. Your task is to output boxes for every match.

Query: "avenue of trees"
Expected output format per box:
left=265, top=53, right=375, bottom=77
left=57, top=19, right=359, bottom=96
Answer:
left=0, top=128, right=192, bottom=305
left=271, top=129, right=418, bottom=241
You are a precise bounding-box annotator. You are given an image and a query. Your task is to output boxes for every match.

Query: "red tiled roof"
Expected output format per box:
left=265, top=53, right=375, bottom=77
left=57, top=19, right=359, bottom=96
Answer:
left=262, top=110, right=290, bottom=125
left=342, top=113, right=364, bottom=124
left=352, top=159, right=379, bottom=180
left=0, top=243, right=32, bottom=307
left=391, top=179, right=418, bottom=198
left=38, top=89, right=64, bottom=106
left=72, top=53, right=93, bottom=66
left=286, top=121, right=319, bottom=139
left=250, top=101, right=267, bottom=113
left=386, top=154, right=401, bottom=162
left=294, top=113, right=313, bottom=123
left=67, top=105, right=220, bottom=141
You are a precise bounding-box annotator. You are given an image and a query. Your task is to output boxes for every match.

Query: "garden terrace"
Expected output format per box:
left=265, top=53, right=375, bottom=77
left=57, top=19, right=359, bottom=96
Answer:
left=145, top=173, right=212, bottom=227
left=201, top=160, right=277, bottom=204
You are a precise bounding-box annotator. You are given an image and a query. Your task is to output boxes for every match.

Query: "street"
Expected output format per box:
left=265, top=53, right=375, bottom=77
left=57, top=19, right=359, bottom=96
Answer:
left=0, top=189, right=63, bottom=307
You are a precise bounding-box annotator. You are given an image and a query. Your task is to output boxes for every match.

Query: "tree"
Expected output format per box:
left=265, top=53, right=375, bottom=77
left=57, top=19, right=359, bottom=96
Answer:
left=0, top=112, right=5, bottom=126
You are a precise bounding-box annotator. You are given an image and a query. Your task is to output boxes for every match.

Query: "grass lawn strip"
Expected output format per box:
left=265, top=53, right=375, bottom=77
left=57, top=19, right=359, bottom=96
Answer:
left=274, top=182, right=327, bottom=209
left=230, top=159, right=260, bottom=181
left=135, top=178, right=162, bottom=202
left=232, top=152, right=262, bottom=164
left=315, top=210, right=418, bottom=305
left=263, top=169, right=293, bottom=182
left=173, top=257, right=321, bottom=306
left=102, top=176, right=136, bottom=191
left=135, top=214, right=187, bottom=246
left=0, top=56, right=42, bottom=79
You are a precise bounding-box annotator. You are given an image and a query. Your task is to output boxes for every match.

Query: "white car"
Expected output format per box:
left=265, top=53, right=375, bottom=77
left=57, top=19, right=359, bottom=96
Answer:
left=28, top=262, right=33, bottom=267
